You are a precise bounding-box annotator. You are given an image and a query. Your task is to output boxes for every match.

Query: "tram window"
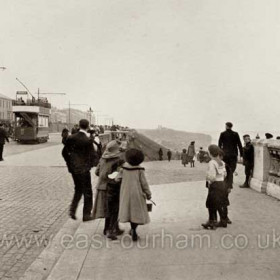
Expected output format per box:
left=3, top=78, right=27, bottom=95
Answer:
left=38, top=116, right=48, bottom=127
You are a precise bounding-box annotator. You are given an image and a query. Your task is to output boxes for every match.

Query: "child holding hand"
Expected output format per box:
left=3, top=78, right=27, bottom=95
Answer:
left=117, top=148, right=152, bottom=241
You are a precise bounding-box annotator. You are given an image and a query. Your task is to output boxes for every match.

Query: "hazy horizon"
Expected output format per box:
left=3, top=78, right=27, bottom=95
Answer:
left=1, top=0, right=280, bottom=134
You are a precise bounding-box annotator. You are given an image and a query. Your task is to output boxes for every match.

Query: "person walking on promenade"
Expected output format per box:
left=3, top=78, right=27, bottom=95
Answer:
left=218, top=122, right=243, bottom=224
left=0, top=123, right=9, bottom=161
left=61, top=127, right=69, bottom=145
left=92, top=140, right=124, bottom=240
left=240, top=134, right=254, bottom=188
left=187, top=141, right=196, bottom=168
left=158, top=148, right=163, bottom=161
left=167, top=149, right=172, bottom=162
left=117, top=148, right=152, bottom=241
left=71, top=124, right=79, bottom=134
left=181, top=148, right=188, bottom=167
left=202, top=145, right=228, bottom=230
left=62, top=119, right=96, bottom=222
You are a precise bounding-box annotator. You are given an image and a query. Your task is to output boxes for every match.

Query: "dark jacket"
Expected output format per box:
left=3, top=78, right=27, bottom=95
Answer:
left=62, top=131, right=96, bottom=174
left=243, top=142, right=254, bottom=166
left=0, top=128, right=9, bottom=145
left=218, top=129, right=243, bottom=157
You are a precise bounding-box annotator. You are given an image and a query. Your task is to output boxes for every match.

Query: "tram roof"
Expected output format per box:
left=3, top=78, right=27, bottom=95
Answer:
left=13, top=105, right=51, bottom=115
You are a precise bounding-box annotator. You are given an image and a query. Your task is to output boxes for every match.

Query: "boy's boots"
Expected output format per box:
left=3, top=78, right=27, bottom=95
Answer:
left=201, top=220, right=216, bottom=230
left=216, top=219, right=227, bottom=228
left=107, top=230, right=118, bottom=240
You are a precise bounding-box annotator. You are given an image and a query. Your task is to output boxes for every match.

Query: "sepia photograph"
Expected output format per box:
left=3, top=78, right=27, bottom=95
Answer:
left=0, top=1, right=280, bottom=279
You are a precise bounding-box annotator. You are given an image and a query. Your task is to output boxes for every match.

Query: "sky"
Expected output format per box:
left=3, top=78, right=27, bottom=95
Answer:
left=0, top=0, right=280, bottom=136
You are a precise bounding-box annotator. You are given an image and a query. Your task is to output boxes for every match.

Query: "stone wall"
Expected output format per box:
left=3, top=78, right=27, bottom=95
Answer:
left=251, top=139, right=280, bottom=200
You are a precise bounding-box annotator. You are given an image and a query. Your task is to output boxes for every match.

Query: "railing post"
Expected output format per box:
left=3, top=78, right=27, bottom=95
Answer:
left=267, top=141, right=280, bottom=199
left=251, top=139, right=270, bottom=193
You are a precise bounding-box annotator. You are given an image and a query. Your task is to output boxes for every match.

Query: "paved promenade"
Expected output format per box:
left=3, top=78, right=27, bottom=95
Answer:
left=19, top=160, right=280, bottom=279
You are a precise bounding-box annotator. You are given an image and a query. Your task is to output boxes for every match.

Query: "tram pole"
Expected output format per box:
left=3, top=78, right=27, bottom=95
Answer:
left=68, top=101, right=71, bottom=129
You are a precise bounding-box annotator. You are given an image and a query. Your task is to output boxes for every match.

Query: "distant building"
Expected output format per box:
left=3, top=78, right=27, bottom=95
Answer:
left=0, top=93, right=13, bottom=123
left=50, top=107, right=67, bottom=124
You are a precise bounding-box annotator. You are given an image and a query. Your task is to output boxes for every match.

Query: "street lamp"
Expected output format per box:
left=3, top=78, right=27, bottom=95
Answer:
left=87, top=107, right=94, bottom=125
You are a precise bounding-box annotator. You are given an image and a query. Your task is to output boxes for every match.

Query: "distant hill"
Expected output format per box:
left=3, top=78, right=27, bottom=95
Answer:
left=137, top=127, right=212, bottom=152
left=129, top=130, right=170, bottom=161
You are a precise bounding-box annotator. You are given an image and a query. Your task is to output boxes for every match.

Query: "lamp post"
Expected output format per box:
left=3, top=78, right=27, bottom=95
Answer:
left=88, top=107, right=93, bottom=125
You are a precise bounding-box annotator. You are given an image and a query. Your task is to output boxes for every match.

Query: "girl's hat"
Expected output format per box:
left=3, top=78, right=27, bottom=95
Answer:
left=125, top=148, right=144, bottom=166
left=102, top=140, right=122, bottom=159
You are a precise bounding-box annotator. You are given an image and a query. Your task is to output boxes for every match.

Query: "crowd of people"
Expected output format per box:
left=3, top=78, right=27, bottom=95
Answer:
left=62, top=119, right=151, bottom=241
left=156, top=121, right=256, bottom=230
left=59, top=118, right=272, bottom=239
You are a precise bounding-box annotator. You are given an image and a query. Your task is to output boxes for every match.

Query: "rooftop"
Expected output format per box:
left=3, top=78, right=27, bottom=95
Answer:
left=0, top=93, right=12, bottom=100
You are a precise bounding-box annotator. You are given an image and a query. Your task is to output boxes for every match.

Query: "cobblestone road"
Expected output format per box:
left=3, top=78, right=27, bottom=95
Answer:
left=0, top=166, right=74, bottom=279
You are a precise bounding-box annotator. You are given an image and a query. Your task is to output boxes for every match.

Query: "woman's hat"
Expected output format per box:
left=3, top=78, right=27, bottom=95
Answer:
left=125, top=148, right=144, bottom=166
left=102, top=140, right=122, bottom=159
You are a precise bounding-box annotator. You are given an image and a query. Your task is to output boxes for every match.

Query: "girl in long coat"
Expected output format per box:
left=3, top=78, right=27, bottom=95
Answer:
left=117, top=148, right=152, bottom=241
left=202, top=145, right=228, bottom=230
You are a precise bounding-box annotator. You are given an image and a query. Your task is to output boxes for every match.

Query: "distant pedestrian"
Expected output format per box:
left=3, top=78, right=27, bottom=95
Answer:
left=218, top=122, right=243, bottom=224
left=0, top=123, right=9, bottom=161
left=117, top=148, right=152, bottom=241
left=62, top=119, right=96, bottom=222
left=71, top=124, right=79, bottom=134
left=167, top=149, right=172, bottom=162
left=187, top=141, right=196, bottom=168
left=240, top=135, right=254, bottom=188
left=181, top=148, right=188, bottom=167
left=158, top=148, right=163, bottom=161
left=202, top=145, right=228, bottom=230
left=61, top=127, right=69, bottom=145
left=265, top=133, right=273, bottom=139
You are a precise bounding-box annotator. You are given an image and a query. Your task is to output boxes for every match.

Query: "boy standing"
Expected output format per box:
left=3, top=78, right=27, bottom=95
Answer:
left=240, top=134, right=254, bottom=188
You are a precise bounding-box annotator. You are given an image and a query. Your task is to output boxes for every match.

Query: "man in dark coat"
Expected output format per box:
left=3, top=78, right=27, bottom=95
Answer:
left=218, top=122, right=243, bottom=224
left=0, top=123, right=9, bottom=161
left=62, top=119, right=96, bottom=222
left=240, top=134, right=254, bottom=188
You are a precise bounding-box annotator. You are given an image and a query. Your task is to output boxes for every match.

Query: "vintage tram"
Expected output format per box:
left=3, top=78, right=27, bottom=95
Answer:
left=12, top=92, right=51, bottom=143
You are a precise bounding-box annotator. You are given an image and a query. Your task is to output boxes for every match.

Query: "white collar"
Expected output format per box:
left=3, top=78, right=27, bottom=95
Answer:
left=79, top=129, right=89, bottom=137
